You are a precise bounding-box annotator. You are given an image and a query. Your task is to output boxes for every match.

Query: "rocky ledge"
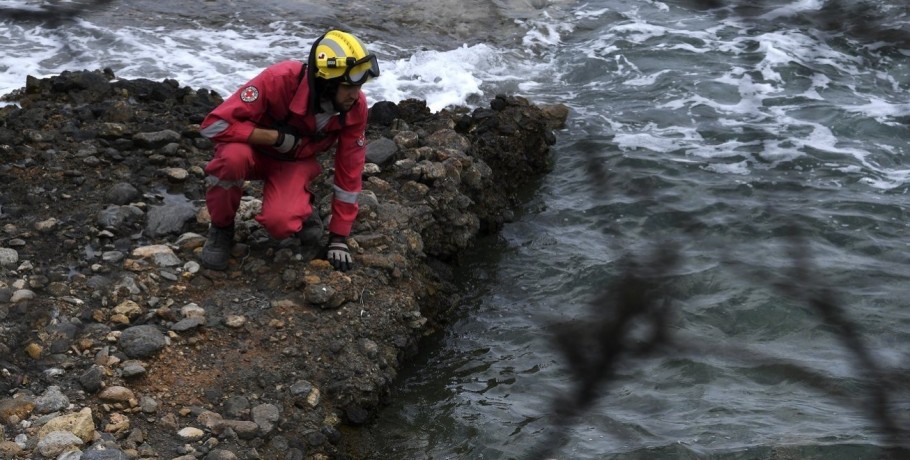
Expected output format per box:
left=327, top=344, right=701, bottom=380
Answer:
left=0, top=69, right=567, bottom=459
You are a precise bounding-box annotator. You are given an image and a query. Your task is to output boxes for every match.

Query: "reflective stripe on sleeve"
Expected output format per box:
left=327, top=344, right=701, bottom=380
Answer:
left=200, top=119, right=230, bottom=139
left=333, top=184, right=360, bottom=204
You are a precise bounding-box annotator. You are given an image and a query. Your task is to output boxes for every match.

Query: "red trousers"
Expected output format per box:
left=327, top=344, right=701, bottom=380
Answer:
left=204, top=143, right=321, bottom=239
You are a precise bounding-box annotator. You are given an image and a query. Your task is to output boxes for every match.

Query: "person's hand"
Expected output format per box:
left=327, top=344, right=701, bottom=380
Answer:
left=326, top=234, right=353, bottom=272
left=273, top=126, right=300, bottom=154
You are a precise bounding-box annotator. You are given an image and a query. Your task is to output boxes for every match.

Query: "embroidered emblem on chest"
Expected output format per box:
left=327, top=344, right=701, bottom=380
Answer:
left=240, top=86, right=259, bottom=103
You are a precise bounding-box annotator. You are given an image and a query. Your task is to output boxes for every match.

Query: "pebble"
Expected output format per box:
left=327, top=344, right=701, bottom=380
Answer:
left=10, top=289, right=35, bottom=303
left=177, top=426, right=205, bottom=441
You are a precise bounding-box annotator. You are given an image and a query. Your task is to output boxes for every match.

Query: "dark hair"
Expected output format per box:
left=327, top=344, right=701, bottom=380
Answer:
left=313, top=77, right=341, bottom=111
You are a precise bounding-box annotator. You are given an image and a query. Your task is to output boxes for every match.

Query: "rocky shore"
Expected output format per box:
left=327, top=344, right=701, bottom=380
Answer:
left=0, top=69, right=567, bottom=459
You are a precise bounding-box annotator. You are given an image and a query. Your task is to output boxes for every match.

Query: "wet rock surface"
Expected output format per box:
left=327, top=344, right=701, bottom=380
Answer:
left=0, top=69, right=567, bottom=459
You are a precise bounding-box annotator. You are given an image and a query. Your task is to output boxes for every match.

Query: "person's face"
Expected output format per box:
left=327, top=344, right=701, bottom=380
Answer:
left=334, top=84, right=361, bottom=112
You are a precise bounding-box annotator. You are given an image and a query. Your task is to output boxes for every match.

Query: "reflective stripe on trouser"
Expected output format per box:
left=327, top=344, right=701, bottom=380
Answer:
left=204, top=142, right=321, bottom=239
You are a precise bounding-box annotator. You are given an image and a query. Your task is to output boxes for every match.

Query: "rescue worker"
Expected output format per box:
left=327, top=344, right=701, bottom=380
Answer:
left=198, top=30, right=379, bottom=272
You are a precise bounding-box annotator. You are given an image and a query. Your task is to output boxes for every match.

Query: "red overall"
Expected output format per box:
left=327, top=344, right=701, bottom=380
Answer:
left=200, top=60, right=367, bottom=239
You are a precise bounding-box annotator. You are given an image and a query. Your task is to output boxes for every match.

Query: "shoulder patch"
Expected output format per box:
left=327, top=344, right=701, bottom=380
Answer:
left=240, top=86, right=259, bottom=103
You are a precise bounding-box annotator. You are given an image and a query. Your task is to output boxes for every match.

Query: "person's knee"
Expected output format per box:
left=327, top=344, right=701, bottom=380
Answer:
left=256, top=211, right=300, bottom=239
left=206, top=143, right=254, bottom=179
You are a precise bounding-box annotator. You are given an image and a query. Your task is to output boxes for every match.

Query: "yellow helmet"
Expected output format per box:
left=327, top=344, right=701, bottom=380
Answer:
left=310, top=30, right=379, bottom=85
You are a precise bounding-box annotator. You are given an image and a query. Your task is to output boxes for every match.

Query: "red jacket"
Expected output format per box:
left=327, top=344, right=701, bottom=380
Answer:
left=200, top=60, right=367, bottom=236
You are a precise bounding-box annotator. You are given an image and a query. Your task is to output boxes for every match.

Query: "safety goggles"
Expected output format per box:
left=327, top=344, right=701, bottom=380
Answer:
left=327, top=54, right=380, bottom=86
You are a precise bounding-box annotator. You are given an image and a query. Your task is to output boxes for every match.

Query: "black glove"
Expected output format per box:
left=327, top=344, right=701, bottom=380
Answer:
left=326, top=234, right=353, bottom=272
left=273, top=125, right=300, bottom=154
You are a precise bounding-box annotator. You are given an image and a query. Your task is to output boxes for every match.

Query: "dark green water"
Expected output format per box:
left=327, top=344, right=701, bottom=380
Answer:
left=362, top=1, right=910, bottom=458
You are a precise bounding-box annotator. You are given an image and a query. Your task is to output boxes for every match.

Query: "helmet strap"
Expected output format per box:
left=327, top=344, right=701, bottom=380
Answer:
left=307, top=32, right=328, bottom=115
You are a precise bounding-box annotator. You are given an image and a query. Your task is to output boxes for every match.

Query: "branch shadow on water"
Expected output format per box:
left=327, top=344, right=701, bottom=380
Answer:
left=525, top=174, right=910, bottom=459
left=526, top=66, right=910, bottom=456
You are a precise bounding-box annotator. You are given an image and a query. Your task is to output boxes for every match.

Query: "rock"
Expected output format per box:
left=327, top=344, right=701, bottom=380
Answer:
left=146, top=203, right=197, bottom=237
left=96, top=205, right=145, bottom=230
left=10, top=289, right=35, bottom=303
left=0, top=441, right=22, bottom=457
left=0, top=248, right=18, bottom=267
left=34, top=217, right=59, bottom=233
left=216, top=420, right=259, bottom=440
left=81, top=449, right=131, bottom=460
left=37, top=407, right=95, bottom=443
left=24, top=342, right=43, bottom=359
left=304, top=284, right=334, bottom=306
left=223, top=315, right=246, bottom=328
left=130, top=244, right=182, bottom=267
left=365, top=137, right=398, bottom=165
left=103, top=412, right=130, bottom=433
left=393, top=130, right=419, bottom=149
left=251, top=403, right=280, bottom=435
left=35, top=386, right=70, bottom=414
left=367, top=100, right=399, bottom=125
left=36, top=430, right=84, bottom=458
left=120, top=360, right=147, bottom=378
left=0, top=397, right=35, bottom=420
left=112, top=300, right=143, bottom=319
left=424, top=128, right=471, bottom=152
left=99, top=386, right=135, bottom=403
left=133, top=129, right=181, bottom=147
left=118, top=325, right=167, bottom=358
left=170, top=316, right=204, bottom=332
left=158, top=167, right=189, bottom=182
left=196, top=410, right=223, bottom=430
left=78, top=365, right=105, bottom=393
left=222, top=397, right=250, bottom=419
left=177, top=426, right=205, bottom=441
left=180, top=302, right=206, bottom=318
left=345, top=406, right=369, bottom=425
left=205, top=449, right=239, bottom=460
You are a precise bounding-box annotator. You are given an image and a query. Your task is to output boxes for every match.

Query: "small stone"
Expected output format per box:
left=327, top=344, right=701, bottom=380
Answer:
left=34, top=217, right=59, bottom=233
left=99, top=386, right=135, bottom=403
left=140, top=396, right=159, bottom=414
left=306, top=388, right=321, bottom=408
left=37, top=407, right=95, bottom=443
left=223, top=315, right=246, bottom=328
left=159, top=167, right=189, bottom=181
left=118, top=325, right=167, bottom=358
left=10, top=289, right=36, bottom=303
left=78, top=365, right=105, bottom=393
left=113, top=300, right=142, bottom=319
left=120, top=360, right=147, bottom=378
left=180, top=302, right=206, bottom=318
left=177, top=426, right=205, bottom=441
left=103, top=412, right=130, bottom=433
left=131, top=244, right=181, bottom=267
left=0, top=441, right=22, bottom=457
left=251, top=404, right=280, bottom=435
left=25, top=342, right=43, bottom=359
left=170, top=317, right=205, bottom=332
left=35, top=385, right=70, bottom=414
left=36, top=430, right=83, bottom=458
left=205, top=449, right=239, bottom=460
left=0, top=398, right=36, bottom=420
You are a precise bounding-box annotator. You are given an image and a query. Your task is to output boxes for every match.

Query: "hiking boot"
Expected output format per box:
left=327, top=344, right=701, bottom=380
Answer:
left=297, top=211, right=324, bottom=247
left=200, top=224, right=234, bottom=270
